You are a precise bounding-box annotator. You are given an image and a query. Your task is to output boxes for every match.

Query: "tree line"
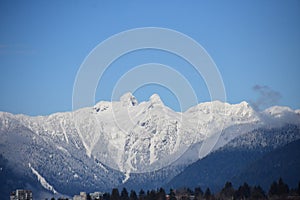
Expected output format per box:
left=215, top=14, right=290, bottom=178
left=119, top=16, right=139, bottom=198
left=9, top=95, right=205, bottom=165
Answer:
left=50, top=178, right=300, bottom=200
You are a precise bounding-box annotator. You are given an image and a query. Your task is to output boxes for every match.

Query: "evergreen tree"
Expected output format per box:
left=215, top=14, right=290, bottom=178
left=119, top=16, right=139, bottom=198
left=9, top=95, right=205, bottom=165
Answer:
left=146, top=190, right=157, bottom=200
left=145, top=190, right=151, bottom=200
left=186, top=188, right=193, bottom=196
left=204, top=188, right=211, bottom=200
left=130, top=190, right=138, bottom=200
left=111, top=188, right=120, bottom=200
left=139, top=189, right=145, bottom=200
left=121, top=188, right=130, bottom=200
left=268, top=181, right=278, bottom=196
left=251, top=186, right=265, bottom=199
left=87, top=193, right=92, bottom=200
left=157, top=188, right=166, bottom=200
left=277, top=177, right=289, bottom=195
left=103, top=192, right=111, bottom=200
left=169, top=189, right=177, bottom=200
left=220, top=181, right=235, bottom=198
left=194, top=187, right=203, bottom=200
left=236, top=182, right=251, bottom=199
left=269, top=178, right=289, bottom=197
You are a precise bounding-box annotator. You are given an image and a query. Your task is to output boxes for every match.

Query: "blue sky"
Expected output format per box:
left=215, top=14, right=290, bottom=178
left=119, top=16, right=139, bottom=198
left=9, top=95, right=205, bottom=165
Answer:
left=0, top=0, right=299, bottom=115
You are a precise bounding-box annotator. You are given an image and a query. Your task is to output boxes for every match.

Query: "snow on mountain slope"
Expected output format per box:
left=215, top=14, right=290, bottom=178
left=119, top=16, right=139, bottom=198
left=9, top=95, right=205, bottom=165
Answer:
left=29, top=163, right=58, bottom=194
left=0, top=113, right=123, bottom=195
left=0, top=93, right=300, bottom=194
left=262, top=106, right=300, bottom=126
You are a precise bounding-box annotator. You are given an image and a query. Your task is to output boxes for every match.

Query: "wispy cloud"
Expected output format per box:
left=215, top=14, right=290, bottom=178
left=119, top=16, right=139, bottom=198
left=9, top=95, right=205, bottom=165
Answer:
left=0, top=44, right=36, bottom=55
left=250, top=85, right=282, bottom=111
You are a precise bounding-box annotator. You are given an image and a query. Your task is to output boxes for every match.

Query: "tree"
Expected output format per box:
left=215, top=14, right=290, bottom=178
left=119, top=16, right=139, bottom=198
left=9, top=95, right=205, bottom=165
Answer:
left=277, top=177, right=289, bottom=195
left=194, top=187, right=203, bottom=200
left=186, top=188, right=193, bottom=196
left=157, top=188, right=166, bottom=200
left=139, top=189, right=145, bottom=200
left=220, top=181, right=235, bottom=199
left=147, top=190, right=157, bottom=200
left=169, top=189, right=177, bottom=200
left=236, top=182, right=251, bottom=199
left=269, top=178, right=289, bottom=197
left=130, top=190, right=138, bottom=200
left=103, top=192, right=111, bottom=200
left=251, top=186, right=265, bottom=199
left=269, top=181, right=278, bottom=196
left=87, top=194, right=92, bottom=200
left=204, top=188, right=211, bottom=200
left=111, top=188, right=120, bottom=200
left=121, top=188, right=130, bottom=200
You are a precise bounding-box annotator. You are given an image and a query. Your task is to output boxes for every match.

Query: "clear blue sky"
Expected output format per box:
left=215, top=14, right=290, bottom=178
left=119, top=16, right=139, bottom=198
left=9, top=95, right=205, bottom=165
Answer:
left=0, top=0, right=299, bottom=115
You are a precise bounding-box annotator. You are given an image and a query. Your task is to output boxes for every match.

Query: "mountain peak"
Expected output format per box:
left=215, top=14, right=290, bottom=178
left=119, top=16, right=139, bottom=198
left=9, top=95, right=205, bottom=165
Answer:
left=149, top=93, right=163, bottom=105
left=264, top=105, right=293, bottom=114
left=120, top=92, right=138, bottom=106
left=239, top=101, right=250, bottom=107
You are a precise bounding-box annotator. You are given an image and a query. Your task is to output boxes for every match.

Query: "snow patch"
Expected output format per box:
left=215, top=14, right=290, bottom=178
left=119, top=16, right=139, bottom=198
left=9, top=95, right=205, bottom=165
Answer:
left=122, top=171, right=130, bottom=183
left=95, top=159, right=108, bottom=173
left=56, top=145, right=70, bottom=156
left=28, top=163, right=58, bottom=194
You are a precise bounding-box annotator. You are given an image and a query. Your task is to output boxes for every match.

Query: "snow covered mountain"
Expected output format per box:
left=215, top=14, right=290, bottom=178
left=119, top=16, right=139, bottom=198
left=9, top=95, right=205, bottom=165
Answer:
left=0, top=93, right=299, bottom=197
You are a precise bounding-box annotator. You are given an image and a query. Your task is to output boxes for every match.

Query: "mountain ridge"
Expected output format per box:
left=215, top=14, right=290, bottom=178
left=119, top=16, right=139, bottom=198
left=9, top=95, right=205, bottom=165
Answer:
left=0, top=93, right=299, bottom=198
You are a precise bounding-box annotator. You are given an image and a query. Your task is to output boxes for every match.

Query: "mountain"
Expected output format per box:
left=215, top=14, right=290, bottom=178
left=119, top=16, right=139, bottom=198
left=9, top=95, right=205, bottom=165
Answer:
left=165, top=124, right=300, bottom=192
left=0, top=93, right=299, bottom=198
left=232, top=138, right=300, bottom=189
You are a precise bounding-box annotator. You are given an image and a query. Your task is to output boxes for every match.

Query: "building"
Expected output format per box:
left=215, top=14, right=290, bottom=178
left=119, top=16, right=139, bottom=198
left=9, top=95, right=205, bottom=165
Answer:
left=73, top=195, right=81, bottom=200
left=73, top=191, right=104, bottom=200
left=10, top=189, right=33, bottom=200
left=89, top=192, right=103, bottom=200
left=73, top=192, right=87, bottom=200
